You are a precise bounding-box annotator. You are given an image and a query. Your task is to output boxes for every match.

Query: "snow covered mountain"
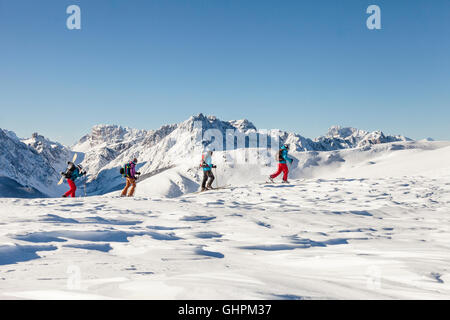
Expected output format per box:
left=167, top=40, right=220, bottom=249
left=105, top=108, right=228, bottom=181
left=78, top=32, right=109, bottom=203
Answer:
left=0, top=130, right=71, bottom=197
left=1, top=114, right=413, bottom=198
left=22, top=133, right=74, bottom=176
left=280, top=125, right=411, bottom=152
left=72, top=114, right=260, bottom=195
left=72, top=114, right=411, bottom=197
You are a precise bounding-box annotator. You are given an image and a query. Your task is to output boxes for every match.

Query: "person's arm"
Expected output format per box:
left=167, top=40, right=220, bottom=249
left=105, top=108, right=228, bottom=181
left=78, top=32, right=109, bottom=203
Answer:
left=283, top=150, right=293, bottom=163
left=130, top=163, right=136, bottom=178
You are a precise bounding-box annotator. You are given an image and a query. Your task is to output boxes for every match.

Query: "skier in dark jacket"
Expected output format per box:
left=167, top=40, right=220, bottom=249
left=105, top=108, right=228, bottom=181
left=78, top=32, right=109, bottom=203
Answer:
left=269, top=144, right=293, bottom=183
left=200, top=151, right=216, bottom=191
left=61, top=162, right=86, bottom=197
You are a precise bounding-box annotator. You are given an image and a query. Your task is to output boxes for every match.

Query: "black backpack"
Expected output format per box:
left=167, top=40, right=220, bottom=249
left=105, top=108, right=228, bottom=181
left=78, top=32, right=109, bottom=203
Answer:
left=277, top=149, right=284, bottom=162
left=120, top=162, right=131, bottom=177
left=64, top=162, right=75, bottom=178
left=64, top=162, right=81, bottom=179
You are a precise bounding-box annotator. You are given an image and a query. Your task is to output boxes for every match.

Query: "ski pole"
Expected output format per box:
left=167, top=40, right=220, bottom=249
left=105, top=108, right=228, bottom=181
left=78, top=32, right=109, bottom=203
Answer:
left=288, top=159, right=294, bottom=180
left=214, top=167, right=218, bottom=188
left=288, top=162, right=291, bottom=180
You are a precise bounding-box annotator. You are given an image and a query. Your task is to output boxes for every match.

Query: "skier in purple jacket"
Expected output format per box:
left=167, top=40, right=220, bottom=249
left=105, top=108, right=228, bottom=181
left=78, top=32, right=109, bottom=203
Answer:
left=121, top=158, right=139, bottom=197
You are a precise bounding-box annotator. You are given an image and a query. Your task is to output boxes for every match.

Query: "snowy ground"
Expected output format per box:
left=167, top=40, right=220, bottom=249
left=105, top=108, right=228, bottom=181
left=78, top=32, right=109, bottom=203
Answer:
left=0, top=178, right=449, bottom=299
left=1, top=143, right=450, bottom=299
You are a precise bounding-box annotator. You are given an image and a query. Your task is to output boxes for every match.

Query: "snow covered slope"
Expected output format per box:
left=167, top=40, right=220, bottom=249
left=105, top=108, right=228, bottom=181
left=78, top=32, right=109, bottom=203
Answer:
left=0, top=142, right=449, bottom=299
left=291, top=141, right=450, bottom=180
left=120, top=140, right=449, bottom=199
left=0, top=177, right=47, bottom=198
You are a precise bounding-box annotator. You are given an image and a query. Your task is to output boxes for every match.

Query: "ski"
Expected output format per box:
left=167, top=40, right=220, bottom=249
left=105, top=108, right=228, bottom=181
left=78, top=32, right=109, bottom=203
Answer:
left=261, top=179, right=276, bottom=184
left=209, top=185, right=232, bottom=191
left=192, top=185, right=232, bottom=194
left=261, top=181, right=293, bottom=185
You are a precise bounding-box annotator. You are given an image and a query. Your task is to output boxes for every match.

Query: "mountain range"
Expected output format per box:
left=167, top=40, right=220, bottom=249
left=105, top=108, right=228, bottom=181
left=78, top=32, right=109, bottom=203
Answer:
left=0, top=114, right=413, bottom=198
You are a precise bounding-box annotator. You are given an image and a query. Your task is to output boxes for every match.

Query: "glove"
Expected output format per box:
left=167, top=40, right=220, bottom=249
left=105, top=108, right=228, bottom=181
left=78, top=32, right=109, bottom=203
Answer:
left=61, top=172, right=65, bottom=176
left=212, top=165, right=217, bottom=168
left=136, top=172, right=141, bottom=175
left=289, top=159, right=293, bottom=164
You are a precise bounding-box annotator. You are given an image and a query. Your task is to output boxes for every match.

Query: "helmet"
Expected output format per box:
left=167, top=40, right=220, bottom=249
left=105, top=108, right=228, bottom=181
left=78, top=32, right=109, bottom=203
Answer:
left=283, top=144, right=290, bottom=150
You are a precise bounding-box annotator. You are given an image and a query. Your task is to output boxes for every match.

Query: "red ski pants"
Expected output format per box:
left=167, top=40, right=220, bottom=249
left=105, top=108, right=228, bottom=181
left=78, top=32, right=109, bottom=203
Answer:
left=270, top=163, right=289, bottom=181
left=64, top=179, right=77, bottom=198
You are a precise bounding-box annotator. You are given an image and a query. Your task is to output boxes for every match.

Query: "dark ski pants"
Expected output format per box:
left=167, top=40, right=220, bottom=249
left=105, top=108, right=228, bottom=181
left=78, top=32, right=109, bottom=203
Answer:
left=202, top=170, right=215, bottom=189
left=270, top=163, right=289, bottom=181
left=64, top=179, right=77, bottom=198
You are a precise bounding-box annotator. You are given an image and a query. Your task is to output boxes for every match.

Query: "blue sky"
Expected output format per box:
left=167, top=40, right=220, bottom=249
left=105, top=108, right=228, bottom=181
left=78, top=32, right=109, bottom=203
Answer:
left=0, top=0, right=449, bottom=145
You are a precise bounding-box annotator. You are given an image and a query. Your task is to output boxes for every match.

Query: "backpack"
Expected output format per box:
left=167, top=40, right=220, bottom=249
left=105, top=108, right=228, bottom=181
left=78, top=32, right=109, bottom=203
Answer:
left=120, top=162, right=132, bottom=177
left=64, top=162, right=81, bottom=180
left=200, top=154, right=206, bottom=168
left=200, top=154, right=211, bottom=169
left=276, top=149, right=284, bottom=162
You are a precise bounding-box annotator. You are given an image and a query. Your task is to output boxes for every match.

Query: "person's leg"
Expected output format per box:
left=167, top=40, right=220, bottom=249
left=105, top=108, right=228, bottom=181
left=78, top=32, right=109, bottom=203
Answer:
left=270, top=163, right=283, bottom=179
left=121, top=178, right=131, bottom=196
left=281, top=163, right=289, bottom=181
left=64, top=180, right=73, bottom=197
left=128, top=179, right=137, bottom=196
left=67, top=179, right=76, bottom=197
left=71, top=184, right=77, bottom=197
left=206, top=171, right=215, bottom=189
left=201, top=171, right=208, bottom=189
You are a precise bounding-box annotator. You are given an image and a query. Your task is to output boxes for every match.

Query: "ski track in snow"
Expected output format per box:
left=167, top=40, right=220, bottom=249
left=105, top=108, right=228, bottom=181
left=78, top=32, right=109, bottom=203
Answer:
left=1, top=175, right=450, bottom=300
